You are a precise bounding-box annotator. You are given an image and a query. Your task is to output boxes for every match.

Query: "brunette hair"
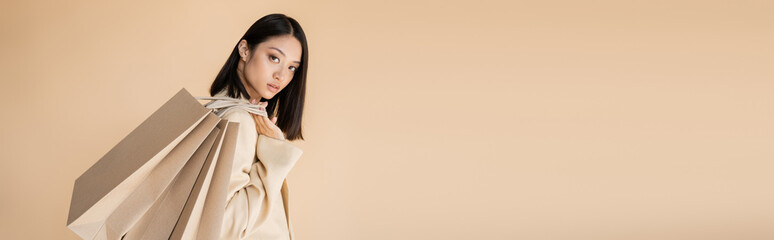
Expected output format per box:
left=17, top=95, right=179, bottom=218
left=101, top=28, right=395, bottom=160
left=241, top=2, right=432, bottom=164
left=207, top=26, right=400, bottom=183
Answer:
left=210, top=13, right=308, bottom=141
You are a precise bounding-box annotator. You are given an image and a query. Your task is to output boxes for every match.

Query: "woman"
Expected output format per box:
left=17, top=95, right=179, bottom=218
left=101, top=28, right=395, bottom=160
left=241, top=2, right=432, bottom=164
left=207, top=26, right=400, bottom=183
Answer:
left=208, top=13, right=308, bottom=240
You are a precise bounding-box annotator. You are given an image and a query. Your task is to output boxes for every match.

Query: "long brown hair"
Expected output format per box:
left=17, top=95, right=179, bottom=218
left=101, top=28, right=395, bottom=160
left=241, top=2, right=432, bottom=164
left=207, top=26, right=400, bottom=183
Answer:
left=209, top=13, right=308, bottom=141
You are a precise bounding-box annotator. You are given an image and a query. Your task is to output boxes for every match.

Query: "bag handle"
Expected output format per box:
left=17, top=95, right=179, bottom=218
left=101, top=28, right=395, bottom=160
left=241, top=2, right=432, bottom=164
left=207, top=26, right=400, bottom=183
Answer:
left=195, top=96, right=268, bottom=118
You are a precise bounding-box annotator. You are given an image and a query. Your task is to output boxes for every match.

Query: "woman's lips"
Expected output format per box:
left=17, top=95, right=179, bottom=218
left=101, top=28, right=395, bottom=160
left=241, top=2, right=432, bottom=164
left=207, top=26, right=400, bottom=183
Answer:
left=267, top=83, right=279, bottom=93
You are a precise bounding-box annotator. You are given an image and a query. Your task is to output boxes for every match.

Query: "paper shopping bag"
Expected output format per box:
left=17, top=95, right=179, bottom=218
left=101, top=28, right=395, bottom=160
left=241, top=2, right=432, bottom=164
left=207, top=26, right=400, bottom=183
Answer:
left=66, top=88, right=216, bottom=240
left=196, top=120, right=240, bottom=239
left=121, top=122, right=223, bottom=240
left=99, top=113, right=219, bottom=239
left=169, top=121, right=239, bottom=240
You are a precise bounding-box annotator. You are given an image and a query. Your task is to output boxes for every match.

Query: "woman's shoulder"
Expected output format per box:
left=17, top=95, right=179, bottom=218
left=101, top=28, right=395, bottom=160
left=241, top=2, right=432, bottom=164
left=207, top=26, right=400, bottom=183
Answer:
left=220, top=108, right=250, bottom=120
left=219, top=109, right=257, bottom=135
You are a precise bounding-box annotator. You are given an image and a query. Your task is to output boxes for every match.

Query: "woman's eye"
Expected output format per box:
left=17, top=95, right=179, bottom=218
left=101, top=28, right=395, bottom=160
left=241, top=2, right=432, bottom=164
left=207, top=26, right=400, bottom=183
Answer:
left=289, top=66, right=297, bottom=72
left=270, top=55, right=279, bottom=63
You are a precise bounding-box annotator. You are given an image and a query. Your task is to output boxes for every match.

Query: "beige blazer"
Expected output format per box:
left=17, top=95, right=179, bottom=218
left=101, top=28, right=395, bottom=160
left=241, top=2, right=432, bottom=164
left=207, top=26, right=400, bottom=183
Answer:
left=214, top=90, right=303, bottom=240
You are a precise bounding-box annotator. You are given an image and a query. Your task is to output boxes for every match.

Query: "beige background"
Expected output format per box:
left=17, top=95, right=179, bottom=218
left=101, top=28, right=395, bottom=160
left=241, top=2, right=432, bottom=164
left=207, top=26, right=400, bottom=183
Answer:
left=1, top=0, right=773, bottom=239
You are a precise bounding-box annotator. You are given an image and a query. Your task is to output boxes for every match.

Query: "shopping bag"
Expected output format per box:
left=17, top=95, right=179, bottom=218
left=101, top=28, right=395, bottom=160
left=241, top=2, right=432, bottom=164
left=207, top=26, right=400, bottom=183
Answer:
left=122, top=119, right=236, bottom=240
left=120, top=123, right=222, bottom=240
left=169, top=120, right=239, bottom=240
left=66, top=88, right=218, bottom=239
left=100, top=113, right=219, bottom=239
left=68, top=88, right=264, bottom=240
left=190, top=120, right=239, bottom=239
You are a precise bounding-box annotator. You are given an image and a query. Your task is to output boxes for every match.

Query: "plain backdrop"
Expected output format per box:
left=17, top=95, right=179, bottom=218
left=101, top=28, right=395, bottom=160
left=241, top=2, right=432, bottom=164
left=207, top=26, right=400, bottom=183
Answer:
left=1, top=0, right=773, bottom=239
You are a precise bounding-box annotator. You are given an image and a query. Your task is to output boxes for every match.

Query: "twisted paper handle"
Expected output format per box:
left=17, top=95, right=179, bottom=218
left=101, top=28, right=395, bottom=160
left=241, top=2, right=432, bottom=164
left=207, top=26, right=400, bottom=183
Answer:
left=195, top=96, right=268, bottom=118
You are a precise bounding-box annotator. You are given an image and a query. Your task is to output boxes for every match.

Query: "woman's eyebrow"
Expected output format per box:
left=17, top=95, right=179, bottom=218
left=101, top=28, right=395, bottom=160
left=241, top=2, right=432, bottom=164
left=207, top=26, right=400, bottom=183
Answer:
left=269, top=47, right=301, bottom=64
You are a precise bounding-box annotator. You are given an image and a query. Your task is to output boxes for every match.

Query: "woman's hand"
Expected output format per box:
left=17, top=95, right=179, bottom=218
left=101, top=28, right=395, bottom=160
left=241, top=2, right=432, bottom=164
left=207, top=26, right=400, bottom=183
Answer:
left=250, top=99, right=286, bottom=141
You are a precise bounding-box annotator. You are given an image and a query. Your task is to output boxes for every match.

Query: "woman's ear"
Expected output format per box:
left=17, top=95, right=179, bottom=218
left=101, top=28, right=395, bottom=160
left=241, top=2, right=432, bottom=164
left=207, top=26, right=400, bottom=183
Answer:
left=238, top=39, right=250, bottom=59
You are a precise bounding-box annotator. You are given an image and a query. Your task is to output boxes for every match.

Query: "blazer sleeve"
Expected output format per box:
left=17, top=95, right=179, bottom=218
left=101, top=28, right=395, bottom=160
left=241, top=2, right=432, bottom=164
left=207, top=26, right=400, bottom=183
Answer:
left=217, top=110, right=303, bottom=239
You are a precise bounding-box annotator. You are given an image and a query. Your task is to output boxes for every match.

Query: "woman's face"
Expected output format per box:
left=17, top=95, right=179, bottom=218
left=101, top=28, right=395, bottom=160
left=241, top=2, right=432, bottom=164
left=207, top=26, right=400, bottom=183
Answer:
left=237, top=34, right=302, bottom=101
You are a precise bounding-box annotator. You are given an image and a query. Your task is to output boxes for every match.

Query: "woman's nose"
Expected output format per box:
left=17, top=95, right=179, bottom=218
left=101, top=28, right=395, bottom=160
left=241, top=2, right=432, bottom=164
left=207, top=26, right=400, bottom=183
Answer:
left=274, top=73, right=283, bottom=83
left=275, top=68, right=289, bottom=82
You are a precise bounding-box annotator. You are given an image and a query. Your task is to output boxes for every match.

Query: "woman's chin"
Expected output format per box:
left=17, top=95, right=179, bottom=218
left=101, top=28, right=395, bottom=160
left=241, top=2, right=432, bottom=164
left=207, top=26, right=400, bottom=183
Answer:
left=260, top=90, right=275, bottom=99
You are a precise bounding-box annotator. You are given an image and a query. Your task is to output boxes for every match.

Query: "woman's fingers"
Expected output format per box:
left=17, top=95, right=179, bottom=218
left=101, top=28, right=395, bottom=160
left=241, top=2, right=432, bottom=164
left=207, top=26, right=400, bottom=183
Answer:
left=258, top=114, right=268, bottom=129
left=249, top=107, right=284, bottom=140
left=254, top=114, right=268, bottom=129
left=261, top=115, right=283, bottom=139
left=253, top=114, right=271, bottom=131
